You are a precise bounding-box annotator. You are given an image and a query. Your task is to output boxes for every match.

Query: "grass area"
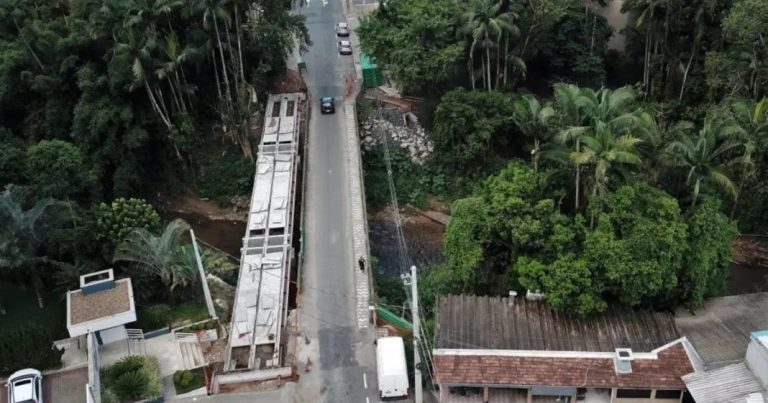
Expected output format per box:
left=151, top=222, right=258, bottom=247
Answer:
left=173, top=368, right=205, bottom=395
left=135, top=302, right=211, bottom=331
left=0, top=280, right=67, bottom=339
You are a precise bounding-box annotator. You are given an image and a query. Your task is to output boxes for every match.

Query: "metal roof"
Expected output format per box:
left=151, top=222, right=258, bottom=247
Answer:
left=676, top=292, right=768, bottom=368
left=682, top=362, right=767, bottom=403
left=227, top=93, right=301, bottom=370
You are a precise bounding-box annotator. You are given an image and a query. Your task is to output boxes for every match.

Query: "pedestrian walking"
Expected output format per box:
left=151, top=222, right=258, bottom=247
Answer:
left=358, top=256, right=366, bottom=271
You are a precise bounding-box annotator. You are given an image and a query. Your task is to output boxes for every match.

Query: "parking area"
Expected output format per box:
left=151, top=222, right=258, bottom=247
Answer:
left=2, top=367, right=87, bottom=403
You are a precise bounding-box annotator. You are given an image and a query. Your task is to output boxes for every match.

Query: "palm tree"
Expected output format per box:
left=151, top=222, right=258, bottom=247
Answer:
left=113, top=219, right=197, bottom=294
left=665, top=119, right=746, bottom=208
left=112, top=30, right=172, bottom=129
left=511, top=94, right=555, bottom=173
left=553, top=84, right=644, bottom=209
left=186, top=0, right=234, bottom=104
left=728, top=97, right=768, bottom=216
left=462, top=0, right=518, bottom=91
left=0, top=188, right=57, bottom=308
left=0, top=0, right=45, bottom=70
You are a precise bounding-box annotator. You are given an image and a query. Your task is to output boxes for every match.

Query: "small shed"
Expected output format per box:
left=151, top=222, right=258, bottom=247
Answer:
left=66, top=268, right=136, bottom=344
left=361, top=53, right=382, bottom=89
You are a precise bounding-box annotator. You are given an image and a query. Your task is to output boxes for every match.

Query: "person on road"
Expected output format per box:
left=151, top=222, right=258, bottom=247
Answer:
left=358, top=256, right=366, bottom=271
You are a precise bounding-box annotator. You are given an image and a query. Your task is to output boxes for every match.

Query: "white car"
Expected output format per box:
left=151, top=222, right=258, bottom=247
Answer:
left=336, top=22, right=350, bottom=36
left=7, top=369, right=43, bottom=403
left=338, top=40, right=352, bottom=55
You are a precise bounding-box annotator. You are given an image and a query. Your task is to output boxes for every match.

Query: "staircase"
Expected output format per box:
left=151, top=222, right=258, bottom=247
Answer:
left=125, top=329, right=146, bottom=355
left=175, top=332, right=207, bottom=369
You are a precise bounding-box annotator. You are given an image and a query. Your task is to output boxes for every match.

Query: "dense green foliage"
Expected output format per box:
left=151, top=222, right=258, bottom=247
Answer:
left=439, top=163, right=737, bottom=316
left=102, top=355, right=162, bottom=402
left=173, top=369, right=205, bottom=394
left=95, top=198, right=162, bottom=253
left=0, top=324, right=64, bottom=375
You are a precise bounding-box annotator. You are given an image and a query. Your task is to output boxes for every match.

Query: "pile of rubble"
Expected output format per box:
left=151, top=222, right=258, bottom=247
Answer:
left=359, top=112, right=434, bottom=165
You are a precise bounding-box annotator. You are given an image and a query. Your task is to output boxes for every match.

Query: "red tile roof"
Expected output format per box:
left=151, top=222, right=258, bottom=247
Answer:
left=434, top=342, right=695, bottom=389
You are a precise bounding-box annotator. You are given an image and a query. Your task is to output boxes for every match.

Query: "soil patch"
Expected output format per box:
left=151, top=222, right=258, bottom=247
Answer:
left=728, top=235, right=768, bottom=295
left=269, top=69, right=308, bottom=95
left=369, top=206, right=446, bottom=276
left=156, top=193, right=248, bottom=222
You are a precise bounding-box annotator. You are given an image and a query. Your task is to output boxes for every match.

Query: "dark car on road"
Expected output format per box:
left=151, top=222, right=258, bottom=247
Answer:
left=321, top=97, right=335, bottom=114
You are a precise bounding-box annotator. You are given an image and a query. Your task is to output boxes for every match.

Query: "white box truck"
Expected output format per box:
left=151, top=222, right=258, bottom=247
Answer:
left=377, top=336, right=409, bottom=399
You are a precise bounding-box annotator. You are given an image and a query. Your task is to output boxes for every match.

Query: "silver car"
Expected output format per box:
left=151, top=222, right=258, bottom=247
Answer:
left=336, top=22, right=350, bottom=36
left=338, top=40, right=352, bottom=55
left=7, top=368, right=44, bottom=403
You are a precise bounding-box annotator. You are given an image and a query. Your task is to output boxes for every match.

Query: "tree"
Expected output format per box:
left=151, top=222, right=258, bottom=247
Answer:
left=431, top=89, right=515, bottom=169
left=462, top=0, right=520, bottom=90
left=113, top=219, right=197, bottom=294
left=665, top=118, right=745, bottom=208
left=443, top=197, right=489, bottom=291
left=681, top=198, right=738, bottom=308
left=0, top=188, right=59, bottom=308
left=727, top=97, right=768, bottom=217
left=357, top=0, right=464, bottom=93
left=0, top=324, right=64, bottom=376
left=95, top=197, right=162, bottom=256
left=0, top=132, right=26, bottom=186
left=26, top=140, right=92, bottom=200
left=511, top=94, right=555, bottom=173
left=553, top=84, right=646, bottom=210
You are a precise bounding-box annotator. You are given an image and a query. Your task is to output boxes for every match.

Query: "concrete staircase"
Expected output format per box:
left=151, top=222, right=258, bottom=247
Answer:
left=175, top=333, right=207, bottom=369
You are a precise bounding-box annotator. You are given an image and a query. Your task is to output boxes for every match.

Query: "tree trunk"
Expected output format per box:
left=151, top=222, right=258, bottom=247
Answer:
left=145, top=81, right=172, bottom=128
left=213, top=16, right=232, bottom=105
left=32, top=272, right=44, bottom=309
left=211, top=49, right=223, bottom=99
left=496, top=36, right=501, bottom=89
left=533, top=138, right=540, bottom=173
left=13, top=16, right=45, bottom=70
left=486, top=47, right=492, bottom=91
left=235, top=4, right=246, bottom=83
left=503, top=33, right=509, bottom=86
left=155, top=86, right=172, bottom=122
left=590, top=8, right=596, bottom=53
left=174, top=70, right=187, bottom=113
left=575, top=139, right=581, bottom=210
left=679, top=49, right=696, bottom=100
left=469, top=53, right=476, bottom=90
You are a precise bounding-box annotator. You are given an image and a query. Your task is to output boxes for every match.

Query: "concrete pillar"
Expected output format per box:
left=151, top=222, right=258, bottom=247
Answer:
left=611, top=387, right=618, bottom=403
left=483, top=386, right=489, bottom=402
left=527, top=388, right=533, bottom=403
left=439, top=385, right=447, bottom=402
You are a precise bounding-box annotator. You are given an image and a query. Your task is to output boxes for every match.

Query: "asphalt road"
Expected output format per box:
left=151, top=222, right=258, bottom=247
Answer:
left=293, top=0, right=379, bottom=402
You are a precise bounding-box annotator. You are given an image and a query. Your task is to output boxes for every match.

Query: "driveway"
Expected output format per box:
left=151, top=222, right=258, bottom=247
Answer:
left=2, top=367, right=87, bottom=403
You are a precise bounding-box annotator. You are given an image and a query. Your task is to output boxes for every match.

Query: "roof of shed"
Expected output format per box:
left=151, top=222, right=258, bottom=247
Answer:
left=436, top=295, right=680, bottom=353
left=433, top=341, right=695, bottom=389
left=68, top=279, right=133, bottom=325
left=682, top=362, right=767, bottom=403
left=675, top=292, right=768, bottom=368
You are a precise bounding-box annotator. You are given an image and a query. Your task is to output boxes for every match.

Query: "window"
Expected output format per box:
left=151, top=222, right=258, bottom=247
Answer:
left=272, top=101, right=281, bottom=117
left=286, top=101, right=295, bottom=116
left=655, top=390, right=682, bottom=399
left=616, top=389, right=652, bottom=398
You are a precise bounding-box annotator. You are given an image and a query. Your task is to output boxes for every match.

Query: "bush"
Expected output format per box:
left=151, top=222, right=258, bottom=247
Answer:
left=197, top=150, right=253, bottom=199
left=203, top=250, right=238, bottom=285
left=137, top=304, right=173, bottom=330
left=0, top=324, right=64, bottom=376
left=173, top=369, right=204, bottom=394
left=102, top=355, right=162, bottom=402
left=94, top=198, right=161, bottom=254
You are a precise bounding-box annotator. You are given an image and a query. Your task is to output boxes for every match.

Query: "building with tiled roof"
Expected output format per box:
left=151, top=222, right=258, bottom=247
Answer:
left=432, top=295, right=700, bottom=403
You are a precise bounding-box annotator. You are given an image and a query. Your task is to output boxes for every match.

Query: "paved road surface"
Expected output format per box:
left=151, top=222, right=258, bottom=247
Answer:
left=293, top=0, right=379, bottom=402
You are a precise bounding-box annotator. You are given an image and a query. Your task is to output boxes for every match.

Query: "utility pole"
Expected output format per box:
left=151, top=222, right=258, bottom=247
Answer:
left=411, top=265, right=423, bottom=403
left=190, top=229, right=217, bottom=319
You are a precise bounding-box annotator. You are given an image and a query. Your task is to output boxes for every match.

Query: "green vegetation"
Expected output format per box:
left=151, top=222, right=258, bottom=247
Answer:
left=173, top=369, right=205, bottom=395
left=136, top=303, right=210, bottom=331
left=0, top=324, right=64, bottom=376
left=360, top=0, right=768, bottom=316
left=0, top=0, right=307, bottom=335
left=102, top=355, right=163, bottom=403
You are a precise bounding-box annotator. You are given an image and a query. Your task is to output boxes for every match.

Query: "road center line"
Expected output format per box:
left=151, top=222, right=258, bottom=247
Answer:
left=363, top=373, right=368, bottom=389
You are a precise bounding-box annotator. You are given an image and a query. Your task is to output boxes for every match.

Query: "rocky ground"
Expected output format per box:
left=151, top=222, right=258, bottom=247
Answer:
left=359, top=108, right=434, bottom=165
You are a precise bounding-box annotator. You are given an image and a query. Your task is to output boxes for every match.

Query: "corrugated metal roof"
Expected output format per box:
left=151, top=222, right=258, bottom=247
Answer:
left=682, top=362, right=767, bottom=403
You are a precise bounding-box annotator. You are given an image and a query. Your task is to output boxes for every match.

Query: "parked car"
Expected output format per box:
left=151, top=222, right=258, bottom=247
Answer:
left=321, top=97, right=335, bottom=114
left=7, top=368, right=43, bottom=403
left=336, top=22, right=349, bottom=36
left=338, top=40, right=352, bottom=55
